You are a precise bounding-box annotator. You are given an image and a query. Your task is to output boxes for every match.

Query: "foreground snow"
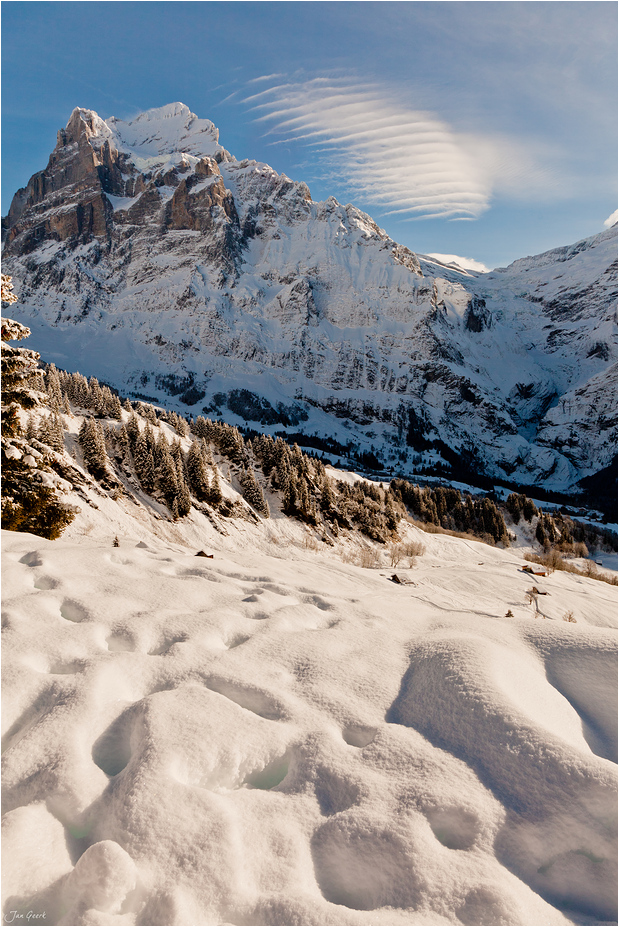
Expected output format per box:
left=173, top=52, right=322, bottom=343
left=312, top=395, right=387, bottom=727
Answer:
left=2, top=514, right=617, bottom=926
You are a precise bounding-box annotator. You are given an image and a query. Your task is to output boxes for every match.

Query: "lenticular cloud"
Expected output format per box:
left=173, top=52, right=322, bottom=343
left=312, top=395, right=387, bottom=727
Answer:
left=244, top=76, right=491, bottom=220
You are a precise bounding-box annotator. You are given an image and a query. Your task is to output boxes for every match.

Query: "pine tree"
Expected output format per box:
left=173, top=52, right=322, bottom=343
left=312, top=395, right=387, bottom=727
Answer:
left=1, top=320, right=44, bottom=437
left=201, top=438, right=214, bottom=468
left=320, top=475, right=335, bottom=514
left=89, top=377, right=105, bottom=415
left=1, top=276, right=76, bottom=539
left=126, top=411, right=140, bottom=449
left=186, top=441, right=210, bottom=501
left=239, top=468, right=269, bottom=517
left=158, top=450, right=179, bottom=510
left=283, top=469, right=299, bottom=516
left=79, top=416, right=107, bottom=480
left=40, top=412, right=65, bottom=453
left=116, top=424, right=131, bottom=464
left=45, top=364, right=63, bottom=411
left=175, top=414, right=189, bottom=437
left=384, top=495, right=399, bottom=532
left=176, top=480, right=192, bottom=518
left=107, top=390, right=123, bottom=420
left=78, top=417, right=108, bottom=480
left=26, top=413, right=38, bottom=441
left=133, top=430, right=156, bottom=494
left=208, top=466, right=223, bottom=506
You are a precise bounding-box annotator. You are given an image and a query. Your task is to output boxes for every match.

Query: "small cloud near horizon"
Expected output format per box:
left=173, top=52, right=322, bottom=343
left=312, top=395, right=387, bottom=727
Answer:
left=603, top=208, right=618, bottom=228
left=426, top=253, right=490, bottom=273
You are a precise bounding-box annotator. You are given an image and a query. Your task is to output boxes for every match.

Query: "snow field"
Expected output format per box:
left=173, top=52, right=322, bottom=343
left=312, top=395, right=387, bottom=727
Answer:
left=1, top=518, right=617, bottom=926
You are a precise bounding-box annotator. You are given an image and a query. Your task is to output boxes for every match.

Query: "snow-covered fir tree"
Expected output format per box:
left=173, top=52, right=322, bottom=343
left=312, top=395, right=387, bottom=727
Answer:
left=78, top=417, right=109, bottom=481
left=239, top=468, right=269, bottom=518
left=1, top=275, right=76, bottom=539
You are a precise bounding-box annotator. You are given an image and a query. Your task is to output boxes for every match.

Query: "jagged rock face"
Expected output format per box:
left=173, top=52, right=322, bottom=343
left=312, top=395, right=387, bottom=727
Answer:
left=2, top=104, right=617, bottom=494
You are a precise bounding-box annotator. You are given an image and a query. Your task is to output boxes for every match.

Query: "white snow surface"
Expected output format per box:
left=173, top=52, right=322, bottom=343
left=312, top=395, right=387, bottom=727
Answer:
left=87, top=103, right=223, bottom=173
left=2, top=487, right=617, bottom=926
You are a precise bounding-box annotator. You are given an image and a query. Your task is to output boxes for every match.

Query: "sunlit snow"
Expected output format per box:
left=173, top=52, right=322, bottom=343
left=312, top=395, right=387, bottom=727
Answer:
left=2, top=491, right=616, bottom=925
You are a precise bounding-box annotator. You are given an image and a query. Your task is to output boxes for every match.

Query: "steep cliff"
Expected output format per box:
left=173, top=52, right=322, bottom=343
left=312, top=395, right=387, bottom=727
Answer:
left=2, top=104, right=616, bottom=495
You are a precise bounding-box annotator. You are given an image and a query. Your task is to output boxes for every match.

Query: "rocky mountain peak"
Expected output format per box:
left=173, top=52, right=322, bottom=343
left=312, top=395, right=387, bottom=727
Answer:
left=105, top=102, right=222, bottom=166
left=61, top=106, right=113, bottom=147
left=2, top=104, right=616, bottom=498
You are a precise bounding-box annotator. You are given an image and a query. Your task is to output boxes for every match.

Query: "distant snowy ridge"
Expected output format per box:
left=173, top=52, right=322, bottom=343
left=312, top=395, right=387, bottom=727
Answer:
left=2, top=104, right=617, bottom=498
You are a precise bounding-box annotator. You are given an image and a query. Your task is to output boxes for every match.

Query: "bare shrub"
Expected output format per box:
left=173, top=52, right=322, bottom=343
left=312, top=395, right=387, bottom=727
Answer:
left=358, top=545, right=381, bottom=569
left=404, top=540, right=426, bottom=558
left=389, top=543, right=404, bottom=568
left=563, top=611, right=577, bottom=623
left=544, top=549, right=564, bottom=573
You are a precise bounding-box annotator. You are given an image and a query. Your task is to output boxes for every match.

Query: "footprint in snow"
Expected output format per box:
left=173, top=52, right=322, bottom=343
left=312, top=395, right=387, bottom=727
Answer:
left=19, top=551, right=43, bottom=567
left=60, top=600, right=88, bottom=623
left=106, top=633, right=136, bottom=652
left=314, top=767, right=362, bottom=816
left=92, top=710, right=135, bottom=777
left=302, top=594, right=334, bottom=611
left=343, top=725, right=378, bottom=748
left=34, top=575, right=60, bottom=590
left=204, top=676, right=287, bottom=721
left=148, top=635, right=188, bottom=655
left=425, top=806, right=480, bottom=850
left=311, top=815, right=421, bottom=910
left=226, top=632, right=251, bottom=649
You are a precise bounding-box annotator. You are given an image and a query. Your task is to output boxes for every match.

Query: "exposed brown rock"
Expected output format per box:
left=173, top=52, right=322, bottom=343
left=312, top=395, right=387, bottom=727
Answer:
left=167, top=176, right=238, bottom=232
left=3, top=108, right=239, bottom=253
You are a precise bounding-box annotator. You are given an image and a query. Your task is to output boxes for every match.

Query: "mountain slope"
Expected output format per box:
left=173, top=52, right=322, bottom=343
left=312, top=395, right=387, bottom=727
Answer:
left=2, top=104, right=616, bottom=496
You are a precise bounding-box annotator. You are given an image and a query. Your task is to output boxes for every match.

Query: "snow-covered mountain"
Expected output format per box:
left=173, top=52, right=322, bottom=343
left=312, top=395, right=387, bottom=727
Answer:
left=2, top=104, right=617, bottom=496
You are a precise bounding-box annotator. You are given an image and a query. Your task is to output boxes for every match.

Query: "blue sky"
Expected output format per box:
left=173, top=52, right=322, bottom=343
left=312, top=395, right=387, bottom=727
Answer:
left=2, top=1, right=616, bottom=269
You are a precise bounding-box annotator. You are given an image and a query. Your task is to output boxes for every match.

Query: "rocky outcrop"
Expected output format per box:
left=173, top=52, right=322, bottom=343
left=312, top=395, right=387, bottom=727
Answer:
left=2, top=105, right=616, bottom=496
left=464, top=296, right=492, bottom=332
left=166, top=174, right=238, bottom=232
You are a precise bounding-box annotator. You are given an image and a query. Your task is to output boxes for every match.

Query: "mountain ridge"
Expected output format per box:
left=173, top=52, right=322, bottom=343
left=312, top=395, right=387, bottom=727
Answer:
left=2, top=104, right=617, bottom=500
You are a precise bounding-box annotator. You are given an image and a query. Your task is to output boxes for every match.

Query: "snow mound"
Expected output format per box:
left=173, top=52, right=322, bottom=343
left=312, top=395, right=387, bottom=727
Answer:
left=1, top=521, right=616, bottom=926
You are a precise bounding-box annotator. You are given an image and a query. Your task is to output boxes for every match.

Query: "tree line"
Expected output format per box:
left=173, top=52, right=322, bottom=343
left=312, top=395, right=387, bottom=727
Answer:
left=1, top=288, right=614, bottom=555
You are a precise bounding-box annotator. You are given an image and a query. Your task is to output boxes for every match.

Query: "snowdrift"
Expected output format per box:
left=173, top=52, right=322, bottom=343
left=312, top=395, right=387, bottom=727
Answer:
left=2, top=508, right=617, bottom=926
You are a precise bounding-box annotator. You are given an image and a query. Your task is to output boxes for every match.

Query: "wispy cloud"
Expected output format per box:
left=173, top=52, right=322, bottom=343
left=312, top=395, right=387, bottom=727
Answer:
left=243, top=75, right=489, bottom=220
left=241, top=74, right=567, bottom=221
